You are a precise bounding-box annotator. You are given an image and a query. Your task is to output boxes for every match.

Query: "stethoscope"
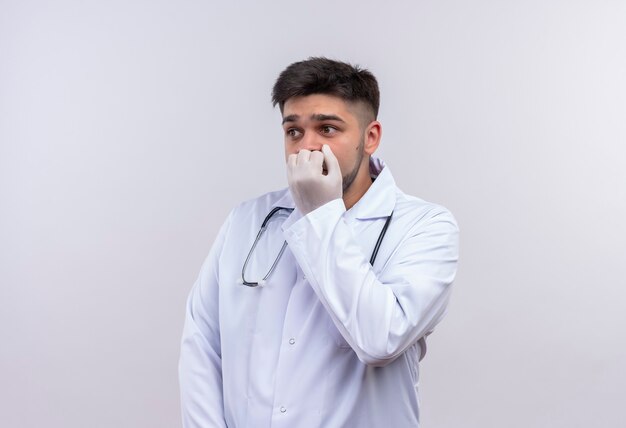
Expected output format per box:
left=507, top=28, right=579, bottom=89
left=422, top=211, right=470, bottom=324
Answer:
left=240, top=206, right=394, bottom=287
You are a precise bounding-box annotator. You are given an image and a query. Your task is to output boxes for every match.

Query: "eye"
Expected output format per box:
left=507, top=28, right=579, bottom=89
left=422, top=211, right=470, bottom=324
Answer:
left=286, top=128, right=302, bottom=139
left=320, top=125, right=337, bottom=135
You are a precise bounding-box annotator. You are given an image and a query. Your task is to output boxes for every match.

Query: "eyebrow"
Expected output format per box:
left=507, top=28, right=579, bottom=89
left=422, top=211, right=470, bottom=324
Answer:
left=282, top=113, right=346, bottom=125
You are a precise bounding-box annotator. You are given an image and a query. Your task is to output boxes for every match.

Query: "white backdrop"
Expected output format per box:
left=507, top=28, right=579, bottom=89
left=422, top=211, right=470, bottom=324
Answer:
left=1, top=1, right=625, bottom=427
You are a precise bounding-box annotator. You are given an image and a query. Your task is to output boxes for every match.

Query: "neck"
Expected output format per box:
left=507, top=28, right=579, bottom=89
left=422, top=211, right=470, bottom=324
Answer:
left=342, top=161, right=373, bottom=210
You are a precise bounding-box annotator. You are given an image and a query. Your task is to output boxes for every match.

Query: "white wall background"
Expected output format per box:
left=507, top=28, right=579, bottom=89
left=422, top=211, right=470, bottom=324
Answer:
left=1, top=1, right=625, bottom=427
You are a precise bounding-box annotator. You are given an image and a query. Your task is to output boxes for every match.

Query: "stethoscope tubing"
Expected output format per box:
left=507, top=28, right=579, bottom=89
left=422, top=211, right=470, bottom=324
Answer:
left=240, top=207, right=393, bottom=287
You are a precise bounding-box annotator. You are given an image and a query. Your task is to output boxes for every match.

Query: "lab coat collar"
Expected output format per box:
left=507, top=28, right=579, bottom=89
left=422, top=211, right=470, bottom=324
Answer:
left=271, top=189, right=296, bottom=210
left=271, top=157, right=396, bottom=220
left=347, top=157, right=396, bottom=221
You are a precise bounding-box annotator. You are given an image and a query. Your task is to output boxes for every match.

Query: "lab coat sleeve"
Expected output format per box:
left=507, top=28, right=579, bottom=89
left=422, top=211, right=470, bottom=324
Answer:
left=179, top=212, right=232, bottom=428
left=284, top=199, right=459, bottom=366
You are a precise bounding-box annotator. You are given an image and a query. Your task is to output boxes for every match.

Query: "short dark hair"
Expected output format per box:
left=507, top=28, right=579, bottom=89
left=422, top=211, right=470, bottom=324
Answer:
left=271, top=57, right=380, bottom=120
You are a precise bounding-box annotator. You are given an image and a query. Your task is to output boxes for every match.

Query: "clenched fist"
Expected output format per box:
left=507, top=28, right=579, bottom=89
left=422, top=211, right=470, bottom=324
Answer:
left=287, top=145, right=343, bottom=215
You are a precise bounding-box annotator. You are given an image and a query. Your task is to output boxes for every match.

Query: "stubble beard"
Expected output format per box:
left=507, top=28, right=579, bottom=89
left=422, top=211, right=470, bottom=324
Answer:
left=341, top=135, right=366, bottom=194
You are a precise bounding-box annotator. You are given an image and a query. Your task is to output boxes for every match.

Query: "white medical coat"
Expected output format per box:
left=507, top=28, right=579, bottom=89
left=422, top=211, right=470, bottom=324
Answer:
left=179, top=158, right=459, bottom=428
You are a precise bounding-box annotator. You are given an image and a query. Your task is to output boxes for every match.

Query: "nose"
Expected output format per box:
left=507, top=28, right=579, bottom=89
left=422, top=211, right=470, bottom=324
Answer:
left=297, top=133, right=323, bottom=153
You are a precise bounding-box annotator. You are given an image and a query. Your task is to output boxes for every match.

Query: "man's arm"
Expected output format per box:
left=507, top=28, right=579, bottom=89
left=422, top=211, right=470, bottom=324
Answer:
left=179, top=213, right=232, bottom=428
left=284, top=199, right=459, bottom=366
left=285, top=144, right=459, bottom=366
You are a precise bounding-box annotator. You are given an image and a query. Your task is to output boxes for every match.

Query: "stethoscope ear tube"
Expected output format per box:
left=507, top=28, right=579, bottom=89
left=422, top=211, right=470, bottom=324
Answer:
left=369, top=211, right=393, bottom=266
left=240, top=207, right=294, bottom=287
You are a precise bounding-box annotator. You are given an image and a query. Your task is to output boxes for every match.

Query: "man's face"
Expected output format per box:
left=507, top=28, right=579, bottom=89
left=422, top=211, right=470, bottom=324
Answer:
left=282, top=94, right=372, bottom=193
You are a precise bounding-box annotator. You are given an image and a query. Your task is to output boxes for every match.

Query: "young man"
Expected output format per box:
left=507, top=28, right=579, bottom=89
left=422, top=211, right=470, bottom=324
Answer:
left=179, top=57, right=459, bottom=428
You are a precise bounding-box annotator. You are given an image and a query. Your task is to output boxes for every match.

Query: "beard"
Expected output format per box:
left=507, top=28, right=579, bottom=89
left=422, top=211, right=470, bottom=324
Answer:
left=341, top=134, right=366, bottom=194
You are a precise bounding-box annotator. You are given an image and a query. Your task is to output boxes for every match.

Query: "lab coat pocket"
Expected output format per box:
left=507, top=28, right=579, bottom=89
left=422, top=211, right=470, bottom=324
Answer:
left=326, top=317, right=352, bottom=349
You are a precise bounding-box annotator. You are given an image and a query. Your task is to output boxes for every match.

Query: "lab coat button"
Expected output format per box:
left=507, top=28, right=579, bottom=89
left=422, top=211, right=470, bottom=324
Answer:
left=289, top=338, right=295, bottom=345
left=302, top=274, right=307, bottom=280
left=280, top=406, right=287, bottom=413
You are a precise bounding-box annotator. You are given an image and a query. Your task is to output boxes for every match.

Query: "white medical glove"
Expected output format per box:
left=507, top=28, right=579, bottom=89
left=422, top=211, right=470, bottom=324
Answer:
left=287, top=144, right=343, bottom=215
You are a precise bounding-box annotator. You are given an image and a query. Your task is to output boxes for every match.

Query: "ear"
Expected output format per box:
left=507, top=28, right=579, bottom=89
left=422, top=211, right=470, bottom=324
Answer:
left=363, top=120, right=382, bottom=156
